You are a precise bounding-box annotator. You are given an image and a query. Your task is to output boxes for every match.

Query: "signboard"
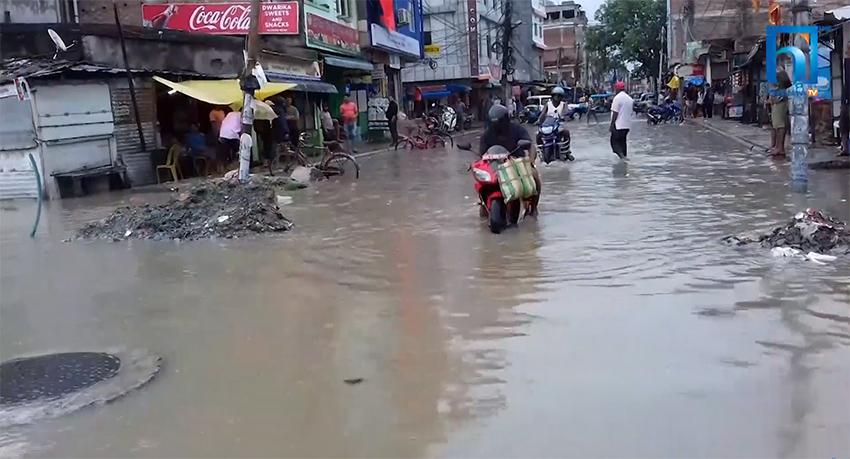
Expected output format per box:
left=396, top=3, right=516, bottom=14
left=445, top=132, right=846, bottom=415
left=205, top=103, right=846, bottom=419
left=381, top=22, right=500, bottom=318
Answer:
left=263, top=59, right=322, bottom=81
left=370, top=23, right=420, bottom=58
left=142, top=2, right=299, bottom=35
left=368, top=98, right=389, bottom=132
left=305, top=12, right=359, bottom=56
left=424, top=44, right=441, bottom=56
left=467, top=0, right=478, bottom=77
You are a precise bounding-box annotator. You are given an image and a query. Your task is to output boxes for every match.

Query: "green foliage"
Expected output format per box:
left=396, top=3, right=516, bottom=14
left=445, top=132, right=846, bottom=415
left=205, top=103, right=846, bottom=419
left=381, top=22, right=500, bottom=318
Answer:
left=585, top=0, right=667, bottom=80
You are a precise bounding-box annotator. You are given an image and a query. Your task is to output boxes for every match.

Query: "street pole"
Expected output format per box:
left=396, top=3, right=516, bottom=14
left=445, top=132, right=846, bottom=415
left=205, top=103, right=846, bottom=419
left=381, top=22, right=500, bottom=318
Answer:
left=238, top=0, right=262, bottom=182
left=842, top=27, right=850, bottom=156
left=500, top=0, right=513, bottom=103
left=789, top=0, right=810, bottom=192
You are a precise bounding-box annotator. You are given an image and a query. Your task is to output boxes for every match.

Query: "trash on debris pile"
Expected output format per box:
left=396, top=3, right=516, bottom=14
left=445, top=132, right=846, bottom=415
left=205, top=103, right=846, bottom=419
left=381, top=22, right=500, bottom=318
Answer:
left=76, top=179, right=294, bottom=241
left=723, top=209, right=850, bottom=257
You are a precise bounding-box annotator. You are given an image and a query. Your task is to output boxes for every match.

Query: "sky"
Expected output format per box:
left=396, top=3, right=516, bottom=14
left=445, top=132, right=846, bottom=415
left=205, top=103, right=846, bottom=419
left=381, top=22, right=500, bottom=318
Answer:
left=581, top=0, right=605, bottom=22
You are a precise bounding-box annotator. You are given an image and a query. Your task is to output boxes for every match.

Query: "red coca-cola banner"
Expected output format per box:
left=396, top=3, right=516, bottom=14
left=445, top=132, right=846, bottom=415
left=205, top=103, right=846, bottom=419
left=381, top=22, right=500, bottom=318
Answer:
left=142, top=2, right=299, bottom=35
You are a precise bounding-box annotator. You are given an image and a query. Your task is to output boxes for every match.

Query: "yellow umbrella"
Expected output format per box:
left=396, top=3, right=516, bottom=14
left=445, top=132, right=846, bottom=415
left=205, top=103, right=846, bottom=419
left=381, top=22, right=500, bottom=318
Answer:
left=229, top=99, right=278, bottom=121
left=153, top=76, right=295, bottom=105
left=667, top=75, right=680, bottom=89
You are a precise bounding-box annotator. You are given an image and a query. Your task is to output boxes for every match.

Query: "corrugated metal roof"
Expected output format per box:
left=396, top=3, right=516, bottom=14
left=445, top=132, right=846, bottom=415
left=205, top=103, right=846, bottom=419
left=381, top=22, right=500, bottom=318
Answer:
left=0, top=58, right=220, bottom=84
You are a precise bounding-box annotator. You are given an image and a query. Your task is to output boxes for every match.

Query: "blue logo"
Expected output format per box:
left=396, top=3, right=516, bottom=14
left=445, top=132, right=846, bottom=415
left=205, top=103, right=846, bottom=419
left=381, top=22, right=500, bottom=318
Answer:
left=766, top=25, right=819, bottom=84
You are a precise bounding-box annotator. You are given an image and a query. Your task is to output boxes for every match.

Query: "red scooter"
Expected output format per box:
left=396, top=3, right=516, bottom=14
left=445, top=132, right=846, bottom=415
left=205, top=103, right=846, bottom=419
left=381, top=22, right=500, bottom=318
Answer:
left=458, top=139, right=534, bottom=234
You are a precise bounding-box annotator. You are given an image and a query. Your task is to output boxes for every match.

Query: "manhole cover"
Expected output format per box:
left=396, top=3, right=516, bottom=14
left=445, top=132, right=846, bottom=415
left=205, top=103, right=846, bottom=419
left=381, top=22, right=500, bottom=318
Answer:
left=0, top=352, right=120, bottom=406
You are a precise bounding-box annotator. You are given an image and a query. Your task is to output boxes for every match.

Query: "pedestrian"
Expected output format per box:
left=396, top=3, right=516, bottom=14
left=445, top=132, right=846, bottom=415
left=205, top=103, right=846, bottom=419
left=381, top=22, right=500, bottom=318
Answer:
left=269, top=96, right=289, bottom=164
left=696, top=86, right=705, bottom=118
left=209, top=106, right=225, bottom=138
left=455, top=97, right=467, bottom=132
left=320, top=104, right=336, bottom=141
left=340, top=95, right=358, bottom=154
left=284, top=96, right=301, bottom=148
left=609, top=81, right=633, bottom=159
left=703, top=84, right=715, bottom=118
left=586, top=96, right=599, bottom=124
left=218, top=108, right=242, bottom=170
left=385, top=96, right=400, bottom=147
left=507, top=97, right=516, bottom=118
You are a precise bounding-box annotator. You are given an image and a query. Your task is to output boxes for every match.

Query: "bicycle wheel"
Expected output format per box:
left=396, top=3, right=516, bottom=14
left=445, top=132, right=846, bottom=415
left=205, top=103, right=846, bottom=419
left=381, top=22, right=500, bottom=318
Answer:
left=321, top=153, right=360, bottom=179
left=440, top=131, right=454, bottom=147
left=426, top=135, right=446, bottom=149
left=398, top=138, right=416, bottom=150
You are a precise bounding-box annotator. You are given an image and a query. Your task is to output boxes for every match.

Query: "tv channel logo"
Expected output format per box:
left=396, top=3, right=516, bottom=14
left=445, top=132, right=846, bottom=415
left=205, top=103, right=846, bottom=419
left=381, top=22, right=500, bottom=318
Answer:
left=766, top=25, right=819, bottom=85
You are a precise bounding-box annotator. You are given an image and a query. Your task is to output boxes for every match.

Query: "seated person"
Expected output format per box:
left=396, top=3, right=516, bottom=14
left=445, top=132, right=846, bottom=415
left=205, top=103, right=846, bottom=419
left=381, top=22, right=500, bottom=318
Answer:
left=184, top=125, right=206, bottom=157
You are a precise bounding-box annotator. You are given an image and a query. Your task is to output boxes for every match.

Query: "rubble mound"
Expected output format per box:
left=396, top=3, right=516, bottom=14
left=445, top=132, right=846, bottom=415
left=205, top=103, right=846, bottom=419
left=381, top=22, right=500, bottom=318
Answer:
left=77, top=180, right=293, bottom=241
left=724, top=209, right=850, bottom=255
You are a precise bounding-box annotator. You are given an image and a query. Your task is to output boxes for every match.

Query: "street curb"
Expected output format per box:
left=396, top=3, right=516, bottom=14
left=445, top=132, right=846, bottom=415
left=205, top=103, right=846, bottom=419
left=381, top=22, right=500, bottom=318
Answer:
left=351, top=128, right=486, bottom=159
left=690, top=118, right=766, bottom=152
left=693, top=118, right=850, bottom=170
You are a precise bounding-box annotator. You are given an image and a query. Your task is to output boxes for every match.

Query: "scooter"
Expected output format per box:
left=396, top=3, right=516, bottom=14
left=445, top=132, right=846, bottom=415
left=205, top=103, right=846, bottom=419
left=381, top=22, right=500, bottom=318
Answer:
left=646, top=102, right=683, bottom=124
left=537, top=116, right=573, bottom=163
left=458, top=140, right=535, bottom=234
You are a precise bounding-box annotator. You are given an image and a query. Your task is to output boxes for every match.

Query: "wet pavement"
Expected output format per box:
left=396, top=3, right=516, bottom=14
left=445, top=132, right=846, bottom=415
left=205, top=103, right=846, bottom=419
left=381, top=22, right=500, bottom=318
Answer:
left=1, top=120, right=849, bottom=458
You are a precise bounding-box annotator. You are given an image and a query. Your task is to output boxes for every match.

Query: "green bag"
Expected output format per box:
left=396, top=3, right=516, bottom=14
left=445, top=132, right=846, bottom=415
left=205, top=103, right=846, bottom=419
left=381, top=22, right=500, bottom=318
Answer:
left=496, top=157, right=537, bottom=202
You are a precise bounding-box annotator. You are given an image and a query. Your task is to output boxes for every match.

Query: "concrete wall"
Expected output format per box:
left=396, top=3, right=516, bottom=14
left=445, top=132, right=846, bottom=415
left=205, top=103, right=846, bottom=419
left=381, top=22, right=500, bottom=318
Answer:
left=511, top=0, right=542, bottom=83
left=81, top=34, right=243, bottom=76
left=1, top=0, right=61, bottom=23
left=402, top=0, right=470, bottom=83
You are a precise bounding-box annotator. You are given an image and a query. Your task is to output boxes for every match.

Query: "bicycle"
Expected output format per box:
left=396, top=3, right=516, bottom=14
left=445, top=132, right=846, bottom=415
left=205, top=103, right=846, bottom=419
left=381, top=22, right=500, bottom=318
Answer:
left=395, top=127, right=447, bottom=150
left=269, top=131, right=360, bottom=179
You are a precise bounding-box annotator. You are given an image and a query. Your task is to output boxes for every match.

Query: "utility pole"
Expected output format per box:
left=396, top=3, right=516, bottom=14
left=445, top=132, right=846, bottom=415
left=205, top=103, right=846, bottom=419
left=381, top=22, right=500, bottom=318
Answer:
left=237, top=0, right=262, bottom=182
left=500, top=0, right=513, bottom=103
left=789, top=0, right=810, bottom=192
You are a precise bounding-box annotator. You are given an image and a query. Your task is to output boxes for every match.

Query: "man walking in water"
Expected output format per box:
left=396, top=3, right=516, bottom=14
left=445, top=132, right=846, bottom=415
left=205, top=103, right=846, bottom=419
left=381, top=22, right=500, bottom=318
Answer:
left=609, top=81, right=633, bottom=159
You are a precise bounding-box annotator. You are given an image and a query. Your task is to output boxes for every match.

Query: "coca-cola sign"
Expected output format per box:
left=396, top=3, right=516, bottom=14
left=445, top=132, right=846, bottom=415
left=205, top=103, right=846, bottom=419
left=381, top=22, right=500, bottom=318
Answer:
left=142, top=2, right=299, bottom=35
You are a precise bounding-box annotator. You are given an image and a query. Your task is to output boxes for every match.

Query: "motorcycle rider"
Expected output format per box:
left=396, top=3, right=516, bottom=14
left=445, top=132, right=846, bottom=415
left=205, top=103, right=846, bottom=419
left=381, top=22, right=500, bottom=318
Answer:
left=479, top=104, right=541, bottom=217
left=535, top=87, right=574, bottom=162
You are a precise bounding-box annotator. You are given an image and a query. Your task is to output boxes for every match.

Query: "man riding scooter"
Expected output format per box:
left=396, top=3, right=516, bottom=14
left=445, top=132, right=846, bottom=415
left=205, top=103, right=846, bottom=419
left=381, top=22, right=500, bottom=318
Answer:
left=535, top=86, right=574, bottom=162
left=479, top=104, right=542, bottom=216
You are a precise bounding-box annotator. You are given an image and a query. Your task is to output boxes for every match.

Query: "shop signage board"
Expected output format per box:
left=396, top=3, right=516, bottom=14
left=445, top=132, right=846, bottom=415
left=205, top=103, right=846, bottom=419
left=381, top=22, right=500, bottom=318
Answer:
left=142, top=2, right=299, bottom=35
left=370, top=23, right=421, bottom=58
left=305, top=12, right=360, bottom=56
left=263, top=59, right=322, bottom=81
left=424, top=44, right=441, bottom=56
left=467, top=0, right=479, bottom=77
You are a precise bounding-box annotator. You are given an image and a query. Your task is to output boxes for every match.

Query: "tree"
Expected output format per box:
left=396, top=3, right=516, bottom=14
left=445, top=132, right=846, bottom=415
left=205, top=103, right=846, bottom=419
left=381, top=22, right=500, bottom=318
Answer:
left=586, top=0, right=667, bottom=88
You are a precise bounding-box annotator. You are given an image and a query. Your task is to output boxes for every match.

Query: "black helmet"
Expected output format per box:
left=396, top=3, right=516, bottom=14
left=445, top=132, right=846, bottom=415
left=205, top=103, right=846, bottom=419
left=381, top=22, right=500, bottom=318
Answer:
left=488, top=104, right=510, bottom=131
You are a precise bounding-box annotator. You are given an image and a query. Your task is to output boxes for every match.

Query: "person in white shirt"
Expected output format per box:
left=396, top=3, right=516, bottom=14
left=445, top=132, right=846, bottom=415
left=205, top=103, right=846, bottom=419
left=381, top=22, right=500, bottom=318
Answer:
left=609, top=82, right=633, bottom=159
left=536, top=86, right=574, bottom=162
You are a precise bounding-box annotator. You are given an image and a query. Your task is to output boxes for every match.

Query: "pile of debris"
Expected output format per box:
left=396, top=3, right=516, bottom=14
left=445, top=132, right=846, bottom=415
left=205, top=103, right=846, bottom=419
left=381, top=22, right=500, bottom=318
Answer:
left=77, top=179, right=294, bottom=241
left=724, top=209, right=850, bottom=256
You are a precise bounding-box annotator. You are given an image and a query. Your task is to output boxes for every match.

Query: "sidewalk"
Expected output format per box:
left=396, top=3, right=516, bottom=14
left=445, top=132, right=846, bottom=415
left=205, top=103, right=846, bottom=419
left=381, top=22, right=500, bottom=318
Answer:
left=694, top=117, right=850, bottom=170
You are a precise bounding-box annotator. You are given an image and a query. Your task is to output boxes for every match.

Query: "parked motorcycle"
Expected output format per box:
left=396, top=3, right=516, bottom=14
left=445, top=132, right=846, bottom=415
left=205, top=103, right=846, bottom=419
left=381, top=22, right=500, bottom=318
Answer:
left=537, top=116, right=573, bottom=163
left=519, top=106, right=541, bottom=124
left=565, top=103, right=587, bottom=120
left=458, top=140, right=535, bottom=234
left=646, top=102, right=683, bottom=125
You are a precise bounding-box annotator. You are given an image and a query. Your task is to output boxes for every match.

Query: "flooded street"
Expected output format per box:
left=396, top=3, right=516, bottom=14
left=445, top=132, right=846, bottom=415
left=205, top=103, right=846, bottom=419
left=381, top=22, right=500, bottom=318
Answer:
left=1, top=121, right=849, bottom=458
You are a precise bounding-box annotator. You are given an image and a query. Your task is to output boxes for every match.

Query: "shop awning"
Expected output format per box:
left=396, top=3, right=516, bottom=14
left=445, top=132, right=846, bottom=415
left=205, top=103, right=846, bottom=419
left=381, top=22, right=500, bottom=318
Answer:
left=421, top=90, right=451, bottom=99
left=685, top=76, right=705, bottom=87
left=265, top=77, right=338, bottom=94
left=323, top=56, right=373, bottom=72
left=152, top=76, right=295, bottom=105
left=446, top=84, right=471, bottom=93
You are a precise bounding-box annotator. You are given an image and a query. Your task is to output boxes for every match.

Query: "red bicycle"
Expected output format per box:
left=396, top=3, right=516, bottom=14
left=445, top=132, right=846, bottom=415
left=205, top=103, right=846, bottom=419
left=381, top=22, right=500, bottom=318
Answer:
left=395, top=127, right=447, bottom=150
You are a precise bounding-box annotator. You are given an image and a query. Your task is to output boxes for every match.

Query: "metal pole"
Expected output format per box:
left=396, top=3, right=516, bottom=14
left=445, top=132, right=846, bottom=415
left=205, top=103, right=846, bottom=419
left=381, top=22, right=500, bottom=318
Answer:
left=113, top=2, right=146, bottom=153
left=789, top=0, right=810, bottom=192
left=841, top=26, right=849, bottom=156
left=238, top=0, right=262, bottom=182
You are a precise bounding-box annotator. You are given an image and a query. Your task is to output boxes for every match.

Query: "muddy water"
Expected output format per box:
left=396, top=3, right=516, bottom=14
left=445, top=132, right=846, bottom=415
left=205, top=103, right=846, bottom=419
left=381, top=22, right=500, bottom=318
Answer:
left=1, top=124, right=848, bottom=458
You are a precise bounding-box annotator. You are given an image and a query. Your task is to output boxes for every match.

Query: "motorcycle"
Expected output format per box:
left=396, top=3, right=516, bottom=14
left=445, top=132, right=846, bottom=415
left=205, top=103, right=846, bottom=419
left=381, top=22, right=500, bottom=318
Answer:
left=646, top=102, right=683, bottom=125
left=537, top=116, right=573, bottom=163
left=458, top=140, right=535, bottom=234
left=565, top=103, right=587, bottom=120
left=518, top=106, right=541, bottom=124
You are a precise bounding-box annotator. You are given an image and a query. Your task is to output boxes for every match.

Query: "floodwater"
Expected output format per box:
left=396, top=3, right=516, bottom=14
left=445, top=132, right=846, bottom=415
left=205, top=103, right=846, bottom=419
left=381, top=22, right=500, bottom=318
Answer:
left=1, top=121, right=848, bottom=458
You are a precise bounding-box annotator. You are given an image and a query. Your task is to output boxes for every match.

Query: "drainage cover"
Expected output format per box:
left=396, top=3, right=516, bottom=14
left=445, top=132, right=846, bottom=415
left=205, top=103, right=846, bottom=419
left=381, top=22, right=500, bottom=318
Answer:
left=0, top=352, right=120, bottom=406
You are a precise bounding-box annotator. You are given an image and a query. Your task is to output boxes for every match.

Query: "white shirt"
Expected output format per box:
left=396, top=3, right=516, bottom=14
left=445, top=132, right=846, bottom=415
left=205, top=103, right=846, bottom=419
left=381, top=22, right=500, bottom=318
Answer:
left=219, top=111, right=242, bottom=140
left=611, top=92, right=633, bottom=130
left=546, top=100, right=567, bottom=120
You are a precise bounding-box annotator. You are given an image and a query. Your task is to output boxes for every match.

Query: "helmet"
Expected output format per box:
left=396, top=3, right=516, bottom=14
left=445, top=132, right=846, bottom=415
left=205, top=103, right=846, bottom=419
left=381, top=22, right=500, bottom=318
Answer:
left=488, top=104, right=510, bottom=131
left=552, top=87, right=565, bottom=96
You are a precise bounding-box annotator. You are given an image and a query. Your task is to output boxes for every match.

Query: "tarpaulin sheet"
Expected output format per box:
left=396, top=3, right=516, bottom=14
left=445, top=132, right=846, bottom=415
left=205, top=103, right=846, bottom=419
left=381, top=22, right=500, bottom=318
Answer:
left=153, top=76, right=296, bottom=105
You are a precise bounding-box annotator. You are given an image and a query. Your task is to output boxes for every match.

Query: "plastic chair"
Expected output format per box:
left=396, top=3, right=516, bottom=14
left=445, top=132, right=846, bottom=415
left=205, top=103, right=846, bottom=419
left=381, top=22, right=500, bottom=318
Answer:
left=157, top=144, right=183, bottom=183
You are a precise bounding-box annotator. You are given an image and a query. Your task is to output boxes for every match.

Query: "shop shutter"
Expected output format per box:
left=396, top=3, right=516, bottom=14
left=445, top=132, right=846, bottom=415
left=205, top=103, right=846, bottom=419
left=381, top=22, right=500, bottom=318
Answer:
left=109, top=79, right=157, bottom=187
left=0, top=95, right=39, bottom=200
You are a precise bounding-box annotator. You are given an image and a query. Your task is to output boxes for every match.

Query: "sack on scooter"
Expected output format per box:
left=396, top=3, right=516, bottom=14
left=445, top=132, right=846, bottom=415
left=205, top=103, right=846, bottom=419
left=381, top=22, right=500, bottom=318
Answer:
left=496, top=157, right=537, bottom=202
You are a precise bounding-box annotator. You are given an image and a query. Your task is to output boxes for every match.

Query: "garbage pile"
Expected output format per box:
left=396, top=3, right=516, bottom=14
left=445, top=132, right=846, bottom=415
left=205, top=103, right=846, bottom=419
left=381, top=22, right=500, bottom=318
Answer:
left=77, top=179, right=293, bottom=241
left=724, top=209, right=850, bottom=256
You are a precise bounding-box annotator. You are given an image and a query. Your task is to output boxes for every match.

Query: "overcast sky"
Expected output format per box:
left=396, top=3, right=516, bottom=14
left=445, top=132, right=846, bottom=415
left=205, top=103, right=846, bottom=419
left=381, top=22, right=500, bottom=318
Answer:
left=581, top=0, right=605, bottom=21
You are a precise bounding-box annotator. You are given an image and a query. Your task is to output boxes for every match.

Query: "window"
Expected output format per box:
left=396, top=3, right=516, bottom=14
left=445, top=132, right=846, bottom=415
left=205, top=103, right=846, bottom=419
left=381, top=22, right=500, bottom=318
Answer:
left=423, top=31, right=432, bottom=45
left=337, top=0, right=351, bottom=18
left=486, top=33, right=492, bottom=59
